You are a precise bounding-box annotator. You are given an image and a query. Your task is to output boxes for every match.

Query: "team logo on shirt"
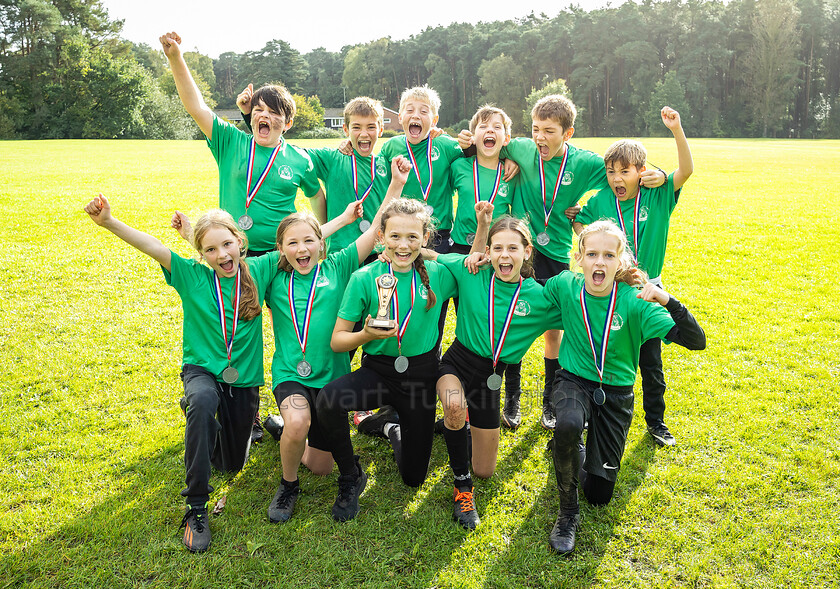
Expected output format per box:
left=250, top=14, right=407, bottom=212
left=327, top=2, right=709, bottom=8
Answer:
left=418, top=285, right=428, bottom=299
left=610, top=313, right=624, bottom=331
left=376, top=160, right=388, bottom=177
left=498, top=183, right=509, bottom=198
left=316, top=275, right=330, bottom=287
left=639, top=206, right=649, bottom=222
left=514, top=300, right=531, bottom=316
left=562, top=171, right=574, bottom=185
left=278, top=165, right=293, bottom=180
left=431, top=146, right=441, bottom=162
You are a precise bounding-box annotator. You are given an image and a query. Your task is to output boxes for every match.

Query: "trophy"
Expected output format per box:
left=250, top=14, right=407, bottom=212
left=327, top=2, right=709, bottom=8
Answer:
left=367, top=274, right=398, bottom=329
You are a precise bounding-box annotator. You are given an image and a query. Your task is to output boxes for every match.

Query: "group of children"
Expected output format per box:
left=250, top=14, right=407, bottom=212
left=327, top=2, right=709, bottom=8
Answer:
left=84, top=31, right=706, bottom=556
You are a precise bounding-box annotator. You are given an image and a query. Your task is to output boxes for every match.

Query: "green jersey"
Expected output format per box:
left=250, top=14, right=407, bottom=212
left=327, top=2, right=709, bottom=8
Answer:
left=268, top=244, right=359, bottom=388
left=576, top=173, right=679, bottom=279
left=505, top=138, right=607, bottom=263
left=163, top=251, right=279, bottom=387
left=543, top=272, right=675, bottom=386
left=378, top=134, right=463, bottom=229
left=338, top=260, right=457, bottom=357
left=450, top=157, right=517, bottom=246
left=437, top=254, right=564, bottom=363
left=206, top=116, right=321, bottom=251
left=308, top=148, right=392, bottom=254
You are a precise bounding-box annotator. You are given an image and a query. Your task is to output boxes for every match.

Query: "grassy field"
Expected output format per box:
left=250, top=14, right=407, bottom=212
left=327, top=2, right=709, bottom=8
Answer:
left=0, top=137, right=838, bottom=588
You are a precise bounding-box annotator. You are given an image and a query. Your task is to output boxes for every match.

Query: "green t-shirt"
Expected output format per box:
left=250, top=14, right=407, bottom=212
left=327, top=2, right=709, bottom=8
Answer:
left=543, top=271, right=675, bottom=386
left=505, top=138, right=607, bottom=263
left=206, top=116, right=321, bottom=251
left=437, top=254, right=564, bottom=363
left=450, top=157, right=518, bottom=247
left=576, top=173, right=679, bottom=279
left=268, top=243, right=359, bottom=388
left=163, top=250, right=279, bottom=387
left=378, top=134, right=464, bottom=230
left=338, top=260, right=457, bottom=357
left=308, top=147, right=393, bottom=254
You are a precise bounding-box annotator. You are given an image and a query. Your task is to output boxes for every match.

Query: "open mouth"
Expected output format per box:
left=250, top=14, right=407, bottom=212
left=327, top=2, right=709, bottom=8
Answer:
left=592, top=270, right=606, bottom=286
left=357, top=139, right=372, bottom=153
left=614, top=186, right=627, bottom=198
left=258, top=121, right=270, bottom=137
left=296, top=255, right=311, bottom=269
left=537, top=144, right=549, bottom=158
left=220, top=259, right=235, bottom=272
left=498, top=262, right=514, bottom=276
left=408, top=123, right=423, bottom=139
left=483, top=136, right=496, bottom=149
left=394, top=251, right=413, bottom=264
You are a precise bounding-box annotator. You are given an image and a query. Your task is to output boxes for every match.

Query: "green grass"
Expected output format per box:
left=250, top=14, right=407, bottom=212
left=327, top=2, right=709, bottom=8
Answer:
left=0, top=138, right=838, bottom=588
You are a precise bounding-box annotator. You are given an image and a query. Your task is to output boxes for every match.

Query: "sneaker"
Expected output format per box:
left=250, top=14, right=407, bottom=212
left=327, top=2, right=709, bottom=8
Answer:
left=647, top=421, right=676, bottom=447
left=251, top=412, right=264, bottom=444
left=540, top=402, right=556, bottom=430
left=452, top=487, right=480, bottom=530
left=353, top=410, right=374, bottom=427
left=548, top=511, right=579, bottom=555
left=267, top=482, right=301, bottom=523
left=180, top=506, right=211, bottom=553
left=332, top=459, right=368, bottom=522
left=357, top=406, right=399, bottom=438
left=501, top=391, right=522, bottom=430
left=262, top=414, right=285, bottom=442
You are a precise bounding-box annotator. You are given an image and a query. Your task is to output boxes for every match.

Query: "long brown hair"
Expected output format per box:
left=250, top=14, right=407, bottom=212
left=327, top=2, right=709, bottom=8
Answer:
left=379, top=198, right=437, bottom=310
left=193, top=209, right=262, bottom=322
left=487, top=216, right=535, bottom=279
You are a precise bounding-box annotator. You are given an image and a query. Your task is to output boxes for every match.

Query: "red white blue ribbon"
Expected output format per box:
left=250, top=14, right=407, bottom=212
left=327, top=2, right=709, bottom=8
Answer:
left=538, top=144, right=568, bottom=232
left=351, top=152, right=376, bottom=203
left=245, top=138, right=283, bottom=210
left=289, top=264, right=320, bottom=359
left=213, top=269, right=241, bottom=364
left=473, top=160, right=503, bottom=205
left=405, top=136, right=433, bottom=203
left=489, top=275, right=522, bottom=369
left=614, top=190, right=641, bottom=262
left=579, top=281, right=617, bottom=385
left=388, top=263, right=416, bottom=354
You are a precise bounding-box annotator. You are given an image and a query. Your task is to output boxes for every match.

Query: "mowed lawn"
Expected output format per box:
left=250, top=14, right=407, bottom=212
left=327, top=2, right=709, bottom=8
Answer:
left=0, top=137, right=838, bottom=588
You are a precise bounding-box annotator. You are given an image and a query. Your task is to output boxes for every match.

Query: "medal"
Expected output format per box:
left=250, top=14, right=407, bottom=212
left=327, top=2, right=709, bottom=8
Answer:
left=242, top=138, right=283, bottom=229
left=488, top=274, right=521, bottom=389
left=238, top=214, right=254, bottom=231
left=222, top=366, right=239, bottom=384
left=296, top=360, right=312, bottom=378
left=424, top=204, right=434, bottom=216
left=466, top=233, right=476, bottom=246
left=213, top=269, right=241, bottom=385
left=389, top=263, right=416, bottom=369
left=405, top=136, right=434, bottom=212
left=351, top=151, right=376, bottom=204
left=614, top=190, right=642, bottom=263
left=289, top=264, right=320, bottom=379
left=359, top=220, right=371, bottom=232
left=537, top=144, right=568, bottom=247
left=394, top=355, right=409, bottom=373
left=580, top=281, right=618, bottom=402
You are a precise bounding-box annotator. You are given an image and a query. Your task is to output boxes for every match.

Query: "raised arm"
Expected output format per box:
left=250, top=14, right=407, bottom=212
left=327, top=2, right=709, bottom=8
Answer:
left=159, top=32, right=214, bottom=139
left=354, top=155, right=410, bottom=263
left=85, top=194, right=172, bottom=272
left=661, top=106, right=694, bottom=190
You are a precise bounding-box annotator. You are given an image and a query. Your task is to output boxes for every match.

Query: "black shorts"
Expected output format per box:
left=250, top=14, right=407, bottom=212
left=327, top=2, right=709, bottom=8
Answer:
left=431, top=228, right=452, bottom=254
left=551, top=369, right=634, bottom=482
left=449, top=242, right=472, bottom=255
left=439, top=338, right=507, bottom=429
left=533, top=252, right=569, bottom=286
left=273, top=381, right=329, bottom=452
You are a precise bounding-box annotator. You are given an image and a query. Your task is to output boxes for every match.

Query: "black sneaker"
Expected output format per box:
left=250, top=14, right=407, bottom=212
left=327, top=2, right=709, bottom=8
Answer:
left=180, top=506, right=211, bottom=553
left=647, top=421, right=676, bottom=447
left=501, top=390, right=522, bottom=429
left=268, top=482, right=301, bottom=523
left=332, top=458, right=368, bottom=522
left=540, top=402, right=556, bottom=430
left=251, top=411, right=264, bottom=444
left=357, top=406, right=399, bottom=438
left=263, top=414, right=285, bottom=442
left=548, top=511, right=579, bottom=555
left=452, top=487, right=480, bottom=530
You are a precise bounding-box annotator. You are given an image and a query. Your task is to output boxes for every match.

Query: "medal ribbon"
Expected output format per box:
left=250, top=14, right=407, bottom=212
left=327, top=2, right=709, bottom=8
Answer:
left=488, top=275, right=522, bottom=369
left=388, top=263, right=416, bottom=354
left=614, top=189, right=641, bottom=262
left=213, top=269, right=241, bottom=365
left=405, top=136, right=433, bottom=202
left=538, top=144, right=569, bottom=231
left=289, top=264, right=320, bottom=359
left=245, top=138, right=283, bottom=210
left=351, top=152, right=376, bottom=203
left=579, top=282, right=617, bottom=385
left=473, top=160, right=503, bottom=205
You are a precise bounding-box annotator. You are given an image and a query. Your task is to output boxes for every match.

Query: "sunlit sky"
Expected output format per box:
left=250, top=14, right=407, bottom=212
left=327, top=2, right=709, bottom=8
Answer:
left=100, top=0, right=617, bottom=58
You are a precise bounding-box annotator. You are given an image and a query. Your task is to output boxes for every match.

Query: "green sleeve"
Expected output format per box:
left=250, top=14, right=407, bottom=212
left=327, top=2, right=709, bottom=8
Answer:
left=338, top=271, right=368, bottom=322
left=500, top=137, right=535, bottom=163
left=307, top=147, right=334, bottom=182
left=300, top=156, right=321, bottom=198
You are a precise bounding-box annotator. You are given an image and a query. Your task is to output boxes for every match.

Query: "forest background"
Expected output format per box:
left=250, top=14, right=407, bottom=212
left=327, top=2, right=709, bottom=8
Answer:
left=2, top=0, right=839, bottom=141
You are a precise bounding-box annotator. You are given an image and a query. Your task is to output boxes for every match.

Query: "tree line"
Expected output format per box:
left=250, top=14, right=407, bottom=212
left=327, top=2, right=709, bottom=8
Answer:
left=2, top=0, right=838, bottom=139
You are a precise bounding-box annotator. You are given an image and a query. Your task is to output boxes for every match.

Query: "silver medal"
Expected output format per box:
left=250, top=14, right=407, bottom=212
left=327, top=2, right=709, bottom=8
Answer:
left=593, top=387, right=606, bottom=406
left=394, top=355, right=409, bottom=373
left=466, top=233, right=476, bottom=246
left=486, top=373, right=503, bottom=391
left=536, top=232, right=550, bottom=246
left=359, top=220, right=371, bottom=232
left=221, top=366, right=239, bottom=384
left=238, top=214, right=254, bottom=231
left=297, top=360, right=312, bottom=378
left=423, top=205, right=434, bottom=216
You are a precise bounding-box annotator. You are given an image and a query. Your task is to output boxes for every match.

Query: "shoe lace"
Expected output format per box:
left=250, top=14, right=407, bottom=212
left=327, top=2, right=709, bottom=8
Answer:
left=180, top=508, right=206, bottom=533
left=336, top=476, right=357, bottom=505
left=453, top=489, right=476, bottom=512
left=274, top=485, right=299, bottom=508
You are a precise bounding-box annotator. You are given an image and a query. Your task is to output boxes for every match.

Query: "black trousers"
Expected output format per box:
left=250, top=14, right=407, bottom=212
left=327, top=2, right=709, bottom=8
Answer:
left=639, top=337, right=667, bottom=425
